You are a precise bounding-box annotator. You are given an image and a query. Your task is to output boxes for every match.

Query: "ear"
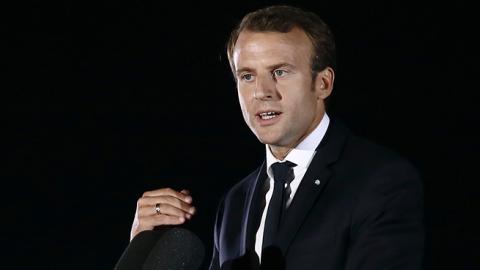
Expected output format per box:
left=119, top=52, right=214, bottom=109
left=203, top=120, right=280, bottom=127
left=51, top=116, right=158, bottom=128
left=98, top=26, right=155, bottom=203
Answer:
left=314, top=67, right=335, bottom=100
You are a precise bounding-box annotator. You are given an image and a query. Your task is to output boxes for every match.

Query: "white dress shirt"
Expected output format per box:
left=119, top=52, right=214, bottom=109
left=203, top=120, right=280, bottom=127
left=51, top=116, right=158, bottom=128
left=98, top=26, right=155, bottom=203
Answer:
left=254, top=113, right=330, bottom=260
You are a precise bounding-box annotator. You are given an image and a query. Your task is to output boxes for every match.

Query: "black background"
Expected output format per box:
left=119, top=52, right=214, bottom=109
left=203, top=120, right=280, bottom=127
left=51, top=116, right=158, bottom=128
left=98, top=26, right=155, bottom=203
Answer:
left=4, top=0, right=477, bottom=269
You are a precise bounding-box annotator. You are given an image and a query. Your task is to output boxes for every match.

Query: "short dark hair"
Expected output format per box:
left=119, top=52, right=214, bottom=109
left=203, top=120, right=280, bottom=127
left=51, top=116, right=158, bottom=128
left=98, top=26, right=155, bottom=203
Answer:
left=226, top=5, right=336, bottom=76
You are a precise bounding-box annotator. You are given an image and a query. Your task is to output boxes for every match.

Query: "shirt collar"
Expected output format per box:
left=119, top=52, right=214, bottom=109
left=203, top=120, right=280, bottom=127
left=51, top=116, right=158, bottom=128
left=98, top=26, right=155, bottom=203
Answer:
left=266, top=113, right=330, bottom=178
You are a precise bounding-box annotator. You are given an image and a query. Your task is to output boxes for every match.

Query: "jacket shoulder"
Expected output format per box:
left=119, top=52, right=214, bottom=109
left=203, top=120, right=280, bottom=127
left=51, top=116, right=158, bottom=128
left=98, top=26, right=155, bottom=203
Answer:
left=344, top=133, right=418, bottom=171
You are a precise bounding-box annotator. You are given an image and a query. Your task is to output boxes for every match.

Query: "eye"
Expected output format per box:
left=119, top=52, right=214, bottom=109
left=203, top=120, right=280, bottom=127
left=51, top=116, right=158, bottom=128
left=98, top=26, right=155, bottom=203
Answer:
left=240, top=73, right=254, bottom=82
left=273, top=69, right=287, bottom=77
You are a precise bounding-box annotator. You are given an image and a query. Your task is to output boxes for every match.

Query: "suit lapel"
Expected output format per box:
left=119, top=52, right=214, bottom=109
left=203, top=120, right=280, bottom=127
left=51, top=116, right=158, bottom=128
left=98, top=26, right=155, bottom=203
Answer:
left=240, top=161, right=267, bottom=255
left=277, top=119, right=350, bottom=254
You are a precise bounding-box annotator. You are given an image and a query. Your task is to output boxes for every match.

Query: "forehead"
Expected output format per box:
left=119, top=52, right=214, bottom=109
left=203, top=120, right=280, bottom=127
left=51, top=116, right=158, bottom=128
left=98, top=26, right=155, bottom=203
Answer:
left=233, top=28, right=313, bottom=69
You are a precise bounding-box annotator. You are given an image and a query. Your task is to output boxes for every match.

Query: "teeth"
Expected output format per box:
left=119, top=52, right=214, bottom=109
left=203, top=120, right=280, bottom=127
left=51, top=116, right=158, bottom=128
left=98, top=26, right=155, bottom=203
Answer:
left=262, top=115, right=276, bottom=120
left=259, top=111, right=279, bottom=120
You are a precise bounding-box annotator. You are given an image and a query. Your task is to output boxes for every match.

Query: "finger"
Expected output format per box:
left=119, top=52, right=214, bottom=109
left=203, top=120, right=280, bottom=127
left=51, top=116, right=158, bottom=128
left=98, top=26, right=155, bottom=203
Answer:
left=143, top=188, right=192, bottom=203
left=137, top=196, right=196, bottom=216
left=137, top=214, right=185, bottom=230
left=153, top=214, right=186, bottom=225
left=139, top=202, right=195, bottom=218
left=180, top=189, right=191, bottom=196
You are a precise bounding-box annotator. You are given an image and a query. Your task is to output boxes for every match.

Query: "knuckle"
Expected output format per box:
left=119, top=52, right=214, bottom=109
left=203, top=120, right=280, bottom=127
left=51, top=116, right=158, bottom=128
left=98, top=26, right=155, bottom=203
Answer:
left=160, top=205, right=174, bottom=216
left=156, top=215, right=168, bottom=224
left=136, top=197, right=146, bottom=206
left=179, top=202, right=187, bottom=210
left=164, top=216, right=179, bottom=224
left=137, top=208, right=147, bottom=217
left=173, top=199, right=184, bottom=210
left=135, top=220, right=147, bottom=229
left=163, top=196, right=175, bottom=206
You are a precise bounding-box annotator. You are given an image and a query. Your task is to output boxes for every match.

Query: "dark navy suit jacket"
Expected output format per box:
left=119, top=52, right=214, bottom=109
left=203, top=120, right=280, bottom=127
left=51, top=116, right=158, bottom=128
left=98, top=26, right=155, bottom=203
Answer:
left=209, top=119, right=424, bottom=270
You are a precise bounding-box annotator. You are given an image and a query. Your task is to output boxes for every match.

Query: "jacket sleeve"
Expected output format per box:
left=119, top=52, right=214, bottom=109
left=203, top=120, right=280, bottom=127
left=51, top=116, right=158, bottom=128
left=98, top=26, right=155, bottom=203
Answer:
left=345, top=160, right=425, bottom=270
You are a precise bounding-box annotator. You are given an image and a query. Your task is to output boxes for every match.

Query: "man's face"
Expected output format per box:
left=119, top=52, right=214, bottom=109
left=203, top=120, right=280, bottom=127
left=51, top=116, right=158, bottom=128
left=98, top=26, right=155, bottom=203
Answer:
left=233, top=28, right=332, bottom=149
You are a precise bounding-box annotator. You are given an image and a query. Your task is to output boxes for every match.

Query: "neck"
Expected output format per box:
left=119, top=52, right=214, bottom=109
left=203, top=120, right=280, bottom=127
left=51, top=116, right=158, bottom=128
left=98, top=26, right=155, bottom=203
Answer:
left=269, top=145, right=293, bottom=160
left=268, top=111, right=327, bottom=160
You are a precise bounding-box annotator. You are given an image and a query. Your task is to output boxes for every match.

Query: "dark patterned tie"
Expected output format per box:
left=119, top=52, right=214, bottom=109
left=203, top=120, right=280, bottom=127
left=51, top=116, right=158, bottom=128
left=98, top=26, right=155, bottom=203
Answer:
left=262, top=160, right=296, bottom=250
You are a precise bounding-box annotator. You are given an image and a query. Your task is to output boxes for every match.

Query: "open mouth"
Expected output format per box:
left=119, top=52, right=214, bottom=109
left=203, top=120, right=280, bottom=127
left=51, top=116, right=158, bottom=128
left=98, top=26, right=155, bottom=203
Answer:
left=257, top=111, right=282, bottom=120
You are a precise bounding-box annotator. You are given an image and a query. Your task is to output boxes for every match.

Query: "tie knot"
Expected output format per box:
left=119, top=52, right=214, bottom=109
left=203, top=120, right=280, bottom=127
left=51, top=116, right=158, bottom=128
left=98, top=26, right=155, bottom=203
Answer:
left=271, top=161, right=296, bottom=184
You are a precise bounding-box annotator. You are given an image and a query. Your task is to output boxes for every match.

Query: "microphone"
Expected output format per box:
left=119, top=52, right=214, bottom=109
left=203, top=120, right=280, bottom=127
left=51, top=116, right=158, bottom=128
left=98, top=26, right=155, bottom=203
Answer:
left=143, top=227, right=205, bottom=270
left=115, top=227, right=205, bottom=270
left=115, top=230, right=161, bottom=270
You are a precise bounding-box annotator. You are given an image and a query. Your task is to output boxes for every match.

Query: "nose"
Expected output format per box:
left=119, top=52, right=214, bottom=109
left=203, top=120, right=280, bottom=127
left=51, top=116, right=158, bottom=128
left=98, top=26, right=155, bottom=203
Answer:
left=254, top=74, right=279, bottom=100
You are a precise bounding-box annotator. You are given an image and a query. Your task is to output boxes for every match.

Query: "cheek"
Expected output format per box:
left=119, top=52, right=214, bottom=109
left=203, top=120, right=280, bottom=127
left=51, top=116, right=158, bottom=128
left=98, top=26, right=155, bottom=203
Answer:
left=284, top=90, right=317, bottom=119
left=237, top=91, right=251, bottom=122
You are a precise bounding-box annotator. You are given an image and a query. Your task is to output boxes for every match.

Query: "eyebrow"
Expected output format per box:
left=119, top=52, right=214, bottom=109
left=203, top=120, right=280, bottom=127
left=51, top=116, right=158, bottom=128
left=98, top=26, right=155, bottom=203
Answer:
left=268, top=62, right=296, bottom=71
left=235, top=62, right=296, bottom=76
left=235, top=67, right=253, bottom=77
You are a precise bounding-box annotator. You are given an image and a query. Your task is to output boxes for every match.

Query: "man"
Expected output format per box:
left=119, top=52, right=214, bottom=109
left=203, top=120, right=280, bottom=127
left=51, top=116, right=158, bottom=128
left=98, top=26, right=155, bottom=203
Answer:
left=130, top=5, right=424, bottom=270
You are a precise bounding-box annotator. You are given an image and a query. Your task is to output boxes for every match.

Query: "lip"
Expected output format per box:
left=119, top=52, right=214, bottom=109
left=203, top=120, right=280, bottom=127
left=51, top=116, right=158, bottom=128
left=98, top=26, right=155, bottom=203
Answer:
left=255, top=110, right=283, bottom=126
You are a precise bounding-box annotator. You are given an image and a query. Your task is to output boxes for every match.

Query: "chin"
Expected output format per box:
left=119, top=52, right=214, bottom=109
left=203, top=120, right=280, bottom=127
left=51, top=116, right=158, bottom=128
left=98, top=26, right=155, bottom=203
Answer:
left=251, top=126, right=286, bottom=146
left=255, top=133, right=281, bottom=146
